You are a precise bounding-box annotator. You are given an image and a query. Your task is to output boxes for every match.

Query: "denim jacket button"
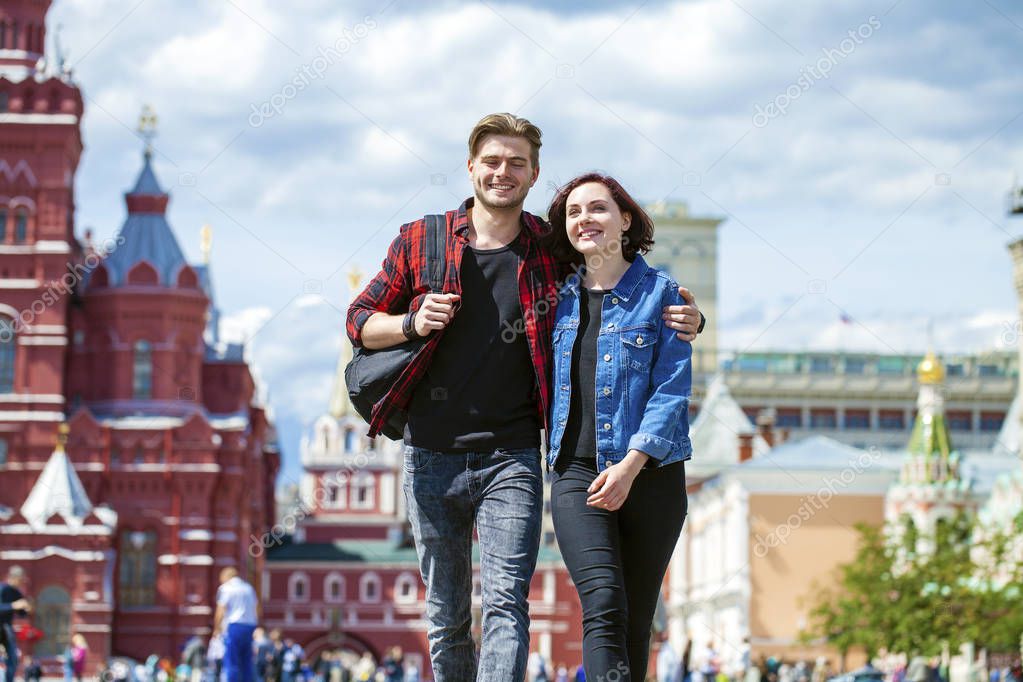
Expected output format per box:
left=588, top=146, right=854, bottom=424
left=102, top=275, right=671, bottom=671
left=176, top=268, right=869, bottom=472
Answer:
left=611, top=297, right=619, bottom=304
left=636, top=336, right=644, bottom=345
left=603, top=423, right=611, bottom=430
left=603, top=387, right=611, bottom=396
left=603, top=354, right=611, bottom=362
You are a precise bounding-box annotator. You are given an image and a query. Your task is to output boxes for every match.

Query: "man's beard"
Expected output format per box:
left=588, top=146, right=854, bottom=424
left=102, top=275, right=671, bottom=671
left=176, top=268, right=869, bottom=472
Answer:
left=474, top=182, right=529, bottom=211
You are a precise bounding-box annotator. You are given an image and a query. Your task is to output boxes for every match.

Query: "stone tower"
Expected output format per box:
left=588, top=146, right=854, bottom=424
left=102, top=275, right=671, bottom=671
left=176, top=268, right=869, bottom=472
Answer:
left=645, top=201, right=723, bottom=378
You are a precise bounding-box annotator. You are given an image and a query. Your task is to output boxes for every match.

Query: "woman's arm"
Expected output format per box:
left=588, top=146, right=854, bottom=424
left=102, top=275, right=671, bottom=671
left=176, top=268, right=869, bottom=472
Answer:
left=628, top=282, right=693, bottom=462
left=587, top=281, right=693, bottom=509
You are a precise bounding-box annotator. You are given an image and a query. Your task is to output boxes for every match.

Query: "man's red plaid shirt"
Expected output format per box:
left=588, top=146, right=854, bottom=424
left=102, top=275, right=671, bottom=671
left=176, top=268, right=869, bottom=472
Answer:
left=346, top=198, right=561, bottom=439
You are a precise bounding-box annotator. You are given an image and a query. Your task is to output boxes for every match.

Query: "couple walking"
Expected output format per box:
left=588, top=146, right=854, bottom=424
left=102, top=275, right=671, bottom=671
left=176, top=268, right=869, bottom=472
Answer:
left=347, top=113, right=699, bottom=682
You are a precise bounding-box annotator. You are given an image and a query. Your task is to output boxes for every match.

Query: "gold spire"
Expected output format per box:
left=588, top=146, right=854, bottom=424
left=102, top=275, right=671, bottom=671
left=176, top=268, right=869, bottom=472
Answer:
left=56, top=422, right=69, bottom=453
left=347, top=267, right=364, bottom=294
left=917, top=349, right=945, bottom=385
left=327, top=268, right=365, bottom=419
left=138, top=104, right=158, bottom=156
left=200, top=224, right=213, bottom=264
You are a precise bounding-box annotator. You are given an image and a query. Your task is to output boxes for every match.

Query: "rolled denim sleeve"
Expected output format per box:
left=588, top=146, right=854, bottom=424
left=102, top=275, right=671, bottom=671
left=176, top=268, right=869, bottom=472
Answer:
left=628, top=282, right=693, bottom=461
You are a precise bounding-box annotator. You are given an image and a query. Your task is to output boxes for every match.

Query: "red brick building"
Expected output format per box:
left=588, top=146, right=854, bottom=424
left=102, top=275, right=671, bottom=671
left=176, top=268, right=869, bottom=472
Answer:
left=0, top=0, right=279, bottom=672
left=262, top=332, right=584, bottom=679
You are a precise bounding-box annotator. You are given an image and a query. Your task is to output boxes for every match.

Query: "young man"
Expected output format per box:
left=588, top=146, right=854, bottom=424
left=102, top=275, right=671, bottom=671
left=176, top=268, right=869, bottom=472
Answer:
left=0, top=566, right=31, bottom=682
left=347, top=113, right=703, bottom=681
left=213, top=567, right=258, bottom=682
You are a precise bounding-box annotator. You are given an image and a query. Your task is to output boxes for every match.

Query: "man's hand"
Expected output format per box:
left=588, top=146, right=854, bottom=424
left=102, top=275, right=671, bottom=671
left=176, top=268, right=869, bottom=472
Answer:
left=414, top=293, right=460, bottom=336
left=12, top=598, right=30, bottom=612
left=662, top=286, right=701, bottom=342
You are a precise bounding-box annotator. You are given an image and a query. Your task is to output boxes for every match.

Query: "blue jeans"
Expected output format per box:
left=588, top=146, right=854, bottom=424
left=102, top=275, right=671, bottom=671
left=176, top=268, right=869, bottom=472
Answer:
left=223, top=622, right=256, bottom=682
left=403, top=446, right=543, bottom=682
left=1, top=624, right=17, bottom=682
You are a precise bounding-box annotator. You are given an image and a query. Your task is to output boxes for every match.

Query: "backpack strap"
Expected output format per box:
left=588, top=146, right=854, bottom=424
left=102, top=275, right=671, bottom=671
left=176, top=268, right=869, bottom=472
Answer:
left=423, top=214, right=448, bottom=293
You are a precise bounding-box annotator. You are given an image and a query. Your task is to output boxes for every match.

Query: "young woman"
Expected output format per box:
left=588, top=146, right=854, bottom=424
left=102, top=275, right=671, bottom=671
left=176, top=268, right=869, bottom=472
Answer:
left=545, top=172, right=692, bottom=680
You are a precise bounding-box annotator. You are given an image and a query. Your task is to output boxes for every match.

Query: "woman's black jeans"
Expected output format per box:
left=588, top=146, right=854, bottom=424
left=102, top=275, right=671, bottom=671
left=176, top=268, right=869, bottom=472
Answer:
left=551, top=457, right=687, bottom=681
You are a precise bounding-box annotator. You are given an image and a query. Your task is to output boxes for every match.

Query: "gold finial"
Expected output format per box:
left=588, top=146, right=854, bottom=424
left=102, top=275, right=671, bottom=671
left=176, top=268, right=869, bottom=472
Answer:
left=56, top=422, right=70, bottom=453
left=346, top=267, right=364, bottom=294
left=138, top=104, right=158, bottom=156
left=917, top=349, right=945, bottom=385
left=200, top=224, right=213, bottom=264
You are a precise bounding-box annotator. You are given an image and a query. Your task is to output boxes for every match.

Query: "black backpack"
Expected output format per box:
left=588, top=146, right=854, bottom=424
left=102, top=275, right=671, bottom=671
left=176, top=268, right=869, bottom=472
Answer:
left=345, top=214, right=447, bottom=440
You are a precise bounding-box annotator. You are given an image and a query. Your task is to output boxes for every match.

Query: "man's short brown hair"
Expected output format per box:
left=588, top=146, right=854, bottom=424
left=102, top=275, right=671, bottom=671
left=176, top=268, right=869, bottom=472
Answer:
left=468, top=113, right=542, bottom=167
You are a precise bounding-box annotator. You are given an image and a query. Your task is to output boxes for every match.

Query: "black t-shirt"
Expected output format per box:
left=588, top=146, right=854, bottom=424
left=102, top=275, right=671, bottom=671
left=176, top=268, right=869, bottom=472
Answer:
left=559, top=288, right=606, bottom=464
left=0, top=582, right=25, bottom=626
left=405, top=232, right=540, bottom=451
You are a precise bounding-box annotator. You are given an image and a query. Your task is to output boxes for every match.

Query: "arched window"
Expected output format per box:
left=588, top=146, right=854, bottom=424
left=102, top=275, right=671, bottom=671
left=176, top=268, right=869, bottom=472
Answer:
left=343, top=428, right=355, bottom=453
left=288, top=572, right=309, bottom=602
left=34, top=586, right=71, bottom=656
left=133, top=340, right=152, bottom=399
left=324, top=573, right=345, bottom=604
left=0, top=317, right=15, bottom=393
left=0, top=92, right=7, bottom=114
left=0, top=438, right=8, bottom=466
left=176, top=266, right=199, bottom=289
left=359, top=573, right=381, bottom=603
left=0, top=207, right=7, bottom=241
left=126, top=262, right=159, bottom=285
left=902, top=515, right=918, bottom=553
left=323, top=476, right=346, bottom=511
left=0, top=23, right=7, bottom=50
left=394, top=573, right=418, bottom=605
left=89, top=265, right=110, bottom=289
left=13, top=210, right=26, bottom=243
left=351, top=472, right=375, bottom=510
left=119, top=529, right=157, bottom=607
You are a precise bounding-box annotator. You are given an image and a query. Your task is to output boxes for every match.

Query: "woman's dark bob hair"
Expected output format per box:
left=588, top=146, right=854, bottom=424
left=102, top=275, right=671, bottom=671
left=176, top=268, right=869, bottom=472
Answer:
left=544, top=172, right=655, bottom=265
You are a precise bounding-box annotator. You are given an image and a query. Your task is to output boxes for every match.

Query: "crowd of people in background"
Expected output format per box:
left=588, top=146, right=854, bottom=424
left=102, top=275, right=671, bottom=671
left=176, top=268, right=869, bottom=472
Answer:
left=88, top=630, right=415, bottom=682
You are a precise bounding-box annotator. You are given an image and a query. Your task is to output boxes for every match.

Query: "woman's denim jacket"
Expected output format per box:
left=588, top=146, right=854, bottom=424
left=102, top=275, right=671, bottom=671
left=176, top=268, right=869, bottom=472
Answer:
left=547, top=255, right=693, bottom=471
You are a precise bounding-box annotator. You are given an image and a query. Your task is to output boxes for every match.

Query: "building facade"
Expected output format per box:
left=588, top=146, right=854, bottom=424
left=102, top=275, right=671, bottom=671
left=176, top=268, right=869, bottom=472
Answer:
left=720, top=350, right=1014, bottom=452
left=0, top=2, right=278, bottom=670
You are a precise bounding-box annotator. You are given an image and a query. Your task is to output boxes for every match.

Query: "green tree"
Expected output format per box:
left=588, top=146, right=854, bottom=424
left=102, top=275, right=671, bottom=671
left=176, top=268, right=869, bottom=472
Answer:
left=804, top=513, right=1023, bottom=659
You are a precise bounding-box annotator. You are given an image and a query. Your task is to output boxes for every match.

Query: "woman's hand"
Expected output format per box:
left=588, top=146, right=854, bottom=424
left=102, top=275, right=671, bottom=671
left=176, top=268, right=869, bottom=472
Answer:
left=586, top=450, right=650, bottom=510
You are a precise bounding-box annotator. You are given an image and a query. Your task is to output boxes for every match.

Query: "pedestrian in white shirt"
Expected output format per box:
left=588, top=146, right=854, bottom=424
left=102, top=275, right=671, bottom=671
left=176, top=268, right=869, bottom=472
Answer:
left=213, top=567, right=259, bottom=682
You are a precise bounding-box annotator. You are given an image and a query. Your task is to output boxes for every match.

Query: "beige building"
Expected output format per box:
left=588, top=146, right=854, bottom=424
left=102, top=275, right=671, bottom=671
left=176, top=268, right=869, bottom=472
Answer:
left=668, top=430, right=896, bottom=670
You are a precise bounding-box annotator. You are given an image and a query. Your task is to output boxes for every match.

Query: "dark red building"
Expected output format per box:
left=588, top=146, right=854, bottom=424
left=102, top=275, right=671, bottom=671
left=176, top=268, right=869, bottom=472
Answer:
left=0, top=0, right=279, bottom=671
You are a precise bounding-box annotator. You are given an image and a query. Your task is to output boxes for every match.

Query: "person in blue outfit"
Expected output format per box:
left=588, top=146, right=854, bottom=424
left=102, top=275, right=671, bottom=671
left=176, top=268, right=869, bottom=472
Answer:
left=545, top=173, right=693, bottom=681
left=214, top=567, right=258, bottom=682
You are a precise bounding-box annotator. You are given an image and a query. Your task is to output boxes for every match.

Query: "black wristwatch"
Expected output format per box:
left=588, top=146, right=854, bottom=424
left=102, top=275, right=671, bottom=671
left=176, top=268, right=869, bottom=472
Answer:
left=402, top=310, right=421, bottom=341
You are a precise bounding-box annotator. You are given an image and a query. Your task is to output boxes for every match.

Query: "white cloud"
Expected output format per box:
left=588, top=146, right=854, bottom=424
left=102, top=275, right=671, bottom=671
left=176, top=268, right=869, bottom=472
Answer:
left=42, top=0, right=1023, bottom=474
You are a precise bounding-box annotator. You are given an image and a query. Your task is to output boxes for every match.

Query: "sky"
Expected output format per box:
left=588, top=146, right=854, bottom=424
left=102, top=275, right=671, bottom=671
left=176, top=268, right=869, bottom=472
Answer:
left=45, top=0, right=1023, bottom=483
